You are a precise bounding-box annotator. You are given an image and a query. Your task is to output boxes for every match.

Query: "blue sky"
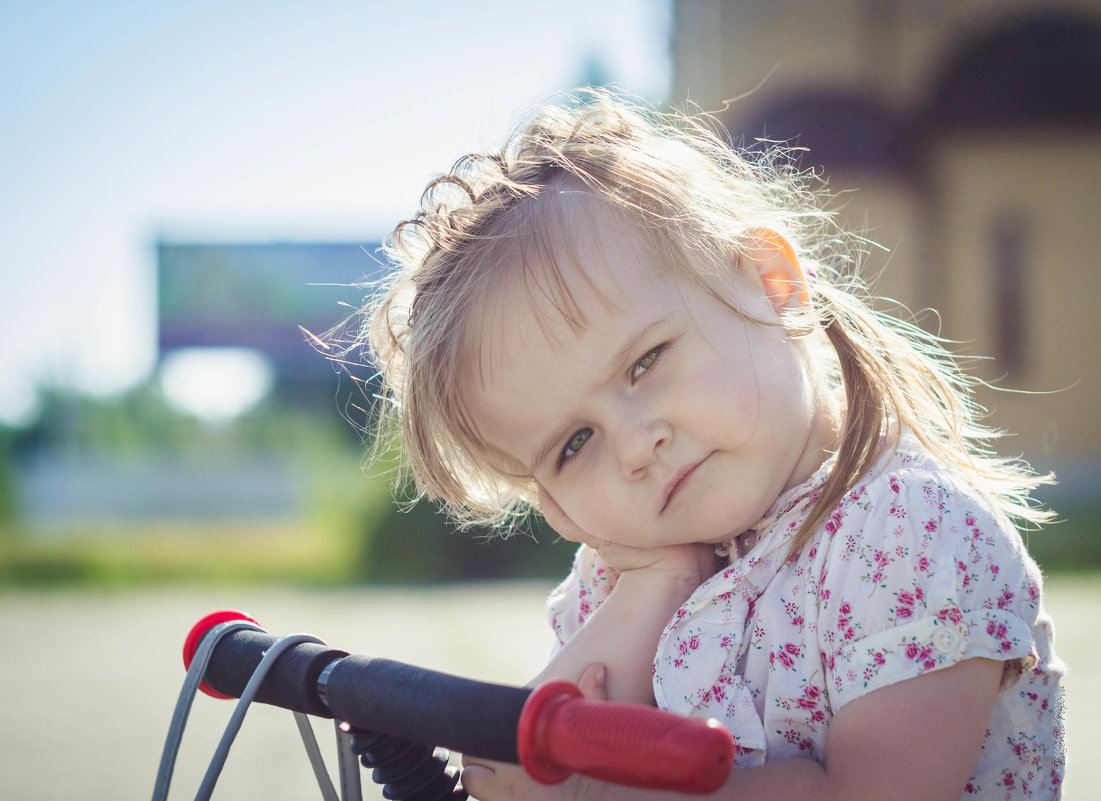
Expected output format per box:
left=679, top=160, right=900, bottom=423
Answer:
left=0, top=0, right=671, bottom=424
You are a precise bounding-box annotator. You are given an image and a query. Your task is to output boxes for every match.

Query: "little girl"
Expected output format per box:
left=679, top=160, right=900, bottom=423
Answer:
left=350, top=91, right=1064, bottom=799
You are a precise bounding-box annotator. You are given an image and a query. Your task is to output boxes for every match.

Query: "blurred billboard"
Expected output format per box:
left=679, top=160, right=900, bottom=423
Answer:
left=157, top=241, right=385, bottom=379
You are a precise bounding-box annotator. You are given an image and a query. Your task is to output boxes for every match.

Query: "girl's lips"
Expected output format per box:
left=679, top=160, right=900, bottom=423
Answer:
left=661, top=454, right=710, bottom=512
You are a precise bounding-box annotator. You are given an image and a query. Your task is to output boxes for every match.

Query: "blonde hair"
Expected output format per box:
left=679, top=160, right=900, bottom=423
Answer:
left=352, top=89, right=1052, bottom=552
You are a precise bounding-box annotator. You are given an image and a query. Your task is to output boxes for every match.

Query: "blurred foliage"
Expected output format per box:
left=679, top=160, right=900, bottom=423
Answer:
left=0, top=380, right=576, bottom=587
left=1022, top=506, right=1101, bottom=574
left=0, top=427, right=17, bottom=525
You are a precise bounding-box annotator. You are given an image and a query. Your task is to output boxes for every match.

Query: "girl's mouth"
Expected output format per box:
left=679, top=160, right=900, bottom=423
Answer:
left=661, top=454, right=710, bottom=512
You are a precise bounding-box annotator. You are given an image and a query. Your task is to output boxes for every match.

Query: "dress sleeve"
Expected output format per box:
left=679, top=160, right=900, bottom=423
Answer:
left=546, top=544, right=619, bottom=647
left=817, top=465, right=1044, bottom=712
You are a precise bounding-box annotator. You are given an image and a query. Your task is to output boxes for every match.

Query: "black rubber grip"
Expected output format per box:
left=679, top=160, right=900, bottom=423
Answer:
left=201, top=628, right=348, bottom=718
left=324, top=654, right=532, bottom=763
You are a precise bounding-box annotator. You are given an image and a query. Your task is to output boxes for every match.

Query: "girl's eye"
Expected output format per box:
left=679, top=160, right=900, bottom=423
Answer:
left=561, top=428, right=593, bottom=463
left=631, top=345, right=664, bottom=380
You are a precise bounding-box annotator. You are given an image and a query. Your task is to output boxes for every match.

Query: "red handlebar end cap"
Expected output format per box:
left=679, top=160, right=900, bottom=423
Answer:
left=182, top=610, right=260, bottom=699
left=516, top=680, right=583, bottom=785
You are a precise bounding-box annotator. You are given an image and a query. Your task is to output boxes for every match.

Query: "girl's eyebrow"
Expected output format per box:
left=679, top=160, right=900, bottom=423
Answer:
left=526, top=312, right=677, bottom=473
left=603, top=312, right=675, bottom=380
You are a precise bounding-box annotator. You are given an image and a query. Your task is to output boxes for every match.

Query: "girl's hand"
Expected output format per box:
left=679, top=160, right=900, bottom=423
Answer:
left=537, top=482, right=721, bottom=583
left=461, top=664, right=607, bottom=801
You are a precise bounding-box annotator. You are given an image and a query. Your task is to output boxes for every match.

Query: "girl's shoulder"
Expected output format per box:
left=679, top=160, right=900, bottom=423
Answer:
left=820, top=428, right=1024, bottom=555
left=849, top=427, right=1000, bottom=518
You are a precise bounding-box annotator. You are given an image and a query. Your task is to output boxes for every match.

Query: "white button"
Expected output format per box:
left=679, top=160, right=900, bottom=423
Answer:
left=933, top=628, right=960, bottom=653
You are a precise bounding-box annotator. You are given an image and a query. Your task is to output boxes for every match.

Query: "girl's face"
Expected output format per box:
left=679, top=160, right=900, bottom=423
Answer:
left=466, top=213, right=839, bottom=549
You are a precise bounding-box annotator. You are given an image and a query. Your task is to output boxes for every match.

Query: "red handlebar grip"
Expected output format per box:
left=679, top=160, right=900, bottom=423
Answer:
left=517, top=680, right=734, bottom=794
left=182, top=609, right=261, bottom=699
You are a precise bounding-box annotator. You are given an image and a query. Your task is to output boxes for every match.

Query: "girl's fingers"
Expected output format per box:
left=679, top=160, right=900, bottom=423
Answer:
left=576, top=663, right=608, bottom=700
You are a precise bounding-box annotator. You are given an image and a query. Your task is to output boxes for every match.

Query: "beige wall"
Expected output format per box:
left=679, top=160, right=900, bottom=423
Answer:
left=670, top=0, right=1101, bottom=469
left=933, top=135, right=1101, bottom=458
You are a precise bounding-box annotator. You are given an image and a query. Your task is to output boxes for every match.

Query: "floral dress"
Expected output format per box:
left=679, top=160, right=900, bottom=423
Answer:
left=548, top=429, right=1065, bottom=799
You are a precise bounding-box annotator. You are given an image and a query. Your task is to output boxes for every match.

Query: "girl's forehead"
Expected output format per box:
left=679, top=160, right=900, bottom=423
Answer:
left=476, top=208, right=659, bottom=361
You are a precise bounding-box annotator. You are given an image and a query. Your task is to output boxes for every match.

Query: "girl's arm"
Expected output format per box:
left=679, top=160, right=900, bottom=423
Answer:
left=462, top=655, right=1003, bottom=801
left=531, top=483, right=721, bottom=705
left=532, top=543, right=718, bottom=704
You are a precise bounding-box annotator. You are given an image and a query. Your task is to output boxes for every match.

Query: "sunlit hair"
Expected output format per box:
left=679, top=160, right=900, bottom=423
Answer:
left=351, top=88, right=1052, bottom=551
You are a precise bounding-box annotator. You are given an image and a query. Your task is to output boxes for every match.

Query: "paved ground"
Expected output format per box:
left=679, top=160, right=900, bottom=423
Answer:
left=0, top=574, right=1095, bottom=800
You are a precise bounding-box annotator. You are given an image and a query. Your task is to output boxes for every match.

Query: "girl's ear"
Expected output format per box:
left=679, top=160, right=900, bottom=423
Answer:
left=750, top=229, right=809, bottom=314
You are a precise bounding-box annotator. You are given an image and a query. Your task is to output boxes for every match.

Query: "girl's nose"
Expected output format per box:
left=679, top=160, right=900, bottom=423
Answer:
left=613, top=412, right=672, bottom=478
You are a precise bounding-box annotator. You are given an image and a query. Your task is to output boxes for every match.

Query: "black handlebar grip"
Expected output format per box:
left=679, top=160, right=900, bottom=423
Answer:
left=201, top=628, right=348, bottom=718
left=323, top=654, right=532, bottom=763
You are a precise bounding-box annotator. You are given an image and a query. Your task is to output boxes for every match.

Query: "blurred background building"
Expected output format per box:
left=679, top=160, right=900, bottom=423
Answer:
left=671, top=0, right=1101, bottom=502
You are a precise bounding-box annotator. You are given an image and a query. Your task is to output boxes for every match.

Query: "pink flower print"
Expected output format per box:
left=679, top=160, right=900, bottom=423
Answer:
left=898, top=591, right=916, bottom=606
left=896, top=605, right=913, bottom=619
left=888, top=504, right=906, bottom=519
left=873, top=651, right=886, bottom=666
left=821, top=588, right=831, bottom=602
left=874, top=550, right=890, bottom=567
left=811, top=710, right=825, bottom=723
left=720, top=634, right=734, bottom=649
left=775, top=642, right=800, bottom=670
left=917, top=555, right=930, bottom=572
left=905, top=642, right=937, bottom=671
left=889, top=475, right=900, bottom=493
left=711, top=683, right=726, bottom=704
left=997, top=590, right=1015, bottom=610
left=924, top=519, right=938, bottom=533
left=679, top=634, right=700, bottom=656
left=937, top=606, right=963, bottom=625
left=965, top=515, right=975, bottom=527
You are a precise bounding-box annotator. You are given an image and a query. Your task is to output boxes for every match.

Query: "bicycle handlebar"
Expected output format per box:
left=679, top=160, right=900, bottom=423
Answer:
left=184, top=611, right=734, bottom=794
